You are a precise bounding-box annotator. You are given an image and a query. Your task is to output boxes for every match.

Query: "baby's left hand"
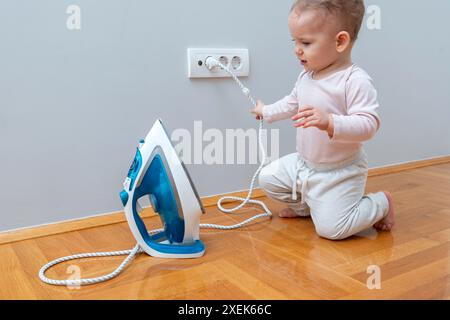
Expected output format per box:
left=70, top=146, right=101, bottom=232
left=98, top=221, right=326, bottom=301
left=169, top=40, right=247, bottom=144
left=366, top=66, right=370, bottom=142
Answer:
left=292, top=106, right=331, bottom=131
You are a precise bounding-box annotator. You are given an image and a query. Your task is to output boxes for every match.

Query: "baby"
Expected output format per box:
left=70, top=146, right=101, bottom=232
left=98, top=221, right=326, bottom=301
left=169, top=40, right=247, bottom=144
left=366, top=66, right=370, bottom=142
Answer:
left=251, top=0, right=395, bottom=240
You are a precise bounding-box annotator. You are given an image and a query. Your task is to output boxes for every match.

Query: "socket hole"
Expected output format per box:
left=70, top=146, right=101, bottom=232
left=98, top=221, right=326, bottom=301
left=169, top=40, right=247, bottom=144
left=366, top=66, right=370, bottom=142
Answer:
left=219, top=56, right=229, bottom=66
left=198, top=60, right=203, bottom=66
left=231, top=56, right=242, bottom=70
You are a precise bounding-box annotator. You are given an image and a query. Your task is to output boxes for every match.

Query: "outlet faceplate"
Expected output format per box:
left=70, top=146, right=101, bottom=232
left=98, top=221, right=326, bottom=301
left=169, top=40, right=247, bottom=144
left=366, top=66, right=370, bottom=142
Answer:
left=187, top=48, right=249, bottom=78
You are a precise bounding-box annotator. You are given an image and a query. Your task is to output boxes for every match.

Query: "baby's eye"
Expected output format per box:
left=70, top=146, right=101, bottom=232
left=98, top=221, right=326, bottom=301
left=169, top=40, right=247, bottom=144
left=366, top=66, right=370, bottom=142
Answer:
left=291, top=39, right=311, bottom=46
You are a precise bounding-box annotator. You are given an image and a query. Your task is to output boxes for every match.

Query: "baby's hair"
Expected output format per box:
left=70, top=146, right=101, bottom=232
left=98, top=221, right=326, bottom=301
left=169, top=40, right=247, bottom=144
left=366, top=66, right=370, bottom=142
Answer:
left=290, top=0, right=366, bottom=41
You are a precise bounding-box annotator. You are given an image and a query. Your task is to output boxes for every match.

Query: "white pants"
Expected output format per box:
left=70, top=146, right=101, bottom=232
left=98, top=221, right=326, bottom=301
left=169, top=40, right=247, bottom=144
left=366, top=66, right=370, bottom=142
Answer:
left=258, top=149, right=389, bottom=240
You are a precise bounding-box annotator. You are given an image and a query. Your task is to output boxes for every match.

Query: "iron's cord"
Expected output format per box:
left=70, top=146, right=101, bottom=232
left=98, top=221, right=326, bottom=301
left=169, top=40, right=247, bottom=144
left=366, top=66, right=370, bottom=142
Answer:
left=38, top=58, right=272, bottom=286
left=39, top=244, right=143, bottom=286
left=38, top=229, right=162, bottom=286
left=202, top=57, right=273, bottom=228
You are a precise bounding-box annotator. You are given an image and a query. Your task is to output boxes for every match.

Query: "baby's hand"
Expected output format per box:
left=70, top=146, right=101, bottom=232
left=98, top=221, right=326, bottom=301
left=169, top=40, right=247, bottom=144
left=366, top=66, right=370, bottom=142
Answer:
left=251, top=100, right=265, bottom=120
left=292, top=106, right=332, bottom=131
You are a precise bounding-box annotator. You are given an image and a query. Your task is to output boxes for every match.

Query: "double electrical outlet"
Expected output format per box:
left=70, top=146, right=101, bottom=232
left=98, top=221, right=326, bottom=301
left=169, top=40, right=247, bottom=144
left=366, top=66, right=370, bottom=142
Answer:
left=187, top=48, right=249, bottom=78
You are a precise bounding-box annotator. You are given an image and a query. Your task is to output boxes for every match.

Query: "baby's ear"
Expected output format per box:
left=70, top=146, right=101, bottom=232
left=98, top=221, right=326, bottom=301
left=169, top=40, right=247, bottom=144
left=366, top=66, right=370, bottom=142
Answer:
left=335, top=31, right=351, bottom=53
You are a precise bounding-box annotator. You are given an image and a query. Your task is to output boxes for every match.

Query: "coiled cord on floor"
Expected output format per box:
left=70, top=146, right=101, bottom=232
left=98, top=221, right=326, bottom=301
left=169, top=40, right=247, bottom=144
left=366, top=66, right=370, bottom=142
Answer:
left=39, top=58, right=272, bottom=286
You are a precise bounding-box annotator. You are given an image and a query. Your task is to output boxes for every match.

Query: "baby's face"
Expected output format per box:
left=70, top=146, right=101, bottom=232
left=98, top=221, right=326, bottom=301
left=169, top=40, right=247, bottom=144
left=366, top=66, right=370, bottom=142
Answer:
left=288, top=9, right=341, bottom=72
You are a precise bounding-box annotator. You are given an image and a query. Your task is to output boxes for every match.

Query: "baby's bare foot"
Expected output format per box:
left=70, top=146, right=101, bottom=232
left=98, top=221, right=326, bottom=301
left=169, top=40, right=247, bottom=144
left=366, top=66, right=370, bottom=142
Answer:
left=374, top=191, right=395, bottom=231
left=279, top=208, right=301, bottom=218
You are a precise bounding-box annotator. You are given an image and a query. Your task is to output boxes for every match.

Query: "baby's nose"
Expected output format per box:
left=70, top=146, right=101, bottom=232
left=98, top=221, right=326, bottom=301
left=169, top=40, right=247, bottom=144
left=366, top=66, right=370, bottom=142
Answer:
left=295, top=46, right=303, bottom=56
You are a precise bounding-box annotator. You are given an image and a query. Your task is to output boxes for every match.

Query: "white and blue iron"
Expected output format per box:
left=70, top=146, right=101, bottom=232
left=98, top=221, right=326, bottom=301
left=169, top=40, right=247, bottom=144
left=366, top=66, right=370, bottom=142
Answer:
left=120, top=119, right=206, bottom=259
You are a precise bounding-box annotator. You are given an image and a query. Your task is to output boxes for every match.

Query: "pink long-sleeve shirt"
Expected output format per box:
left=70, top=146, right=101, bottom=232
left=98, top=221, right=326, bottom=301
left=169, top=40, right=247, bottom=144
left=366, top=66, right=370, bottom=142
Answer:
left=263, top=64, right=381, bottom=164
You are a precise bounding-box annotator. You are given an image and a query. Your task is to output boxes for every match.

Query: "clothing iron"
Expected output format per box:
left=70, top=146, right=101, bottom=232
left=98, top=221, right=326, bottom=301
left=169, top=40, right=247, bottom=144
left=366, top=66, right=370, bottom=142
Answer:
left=119, top=119, right=206, bottom=258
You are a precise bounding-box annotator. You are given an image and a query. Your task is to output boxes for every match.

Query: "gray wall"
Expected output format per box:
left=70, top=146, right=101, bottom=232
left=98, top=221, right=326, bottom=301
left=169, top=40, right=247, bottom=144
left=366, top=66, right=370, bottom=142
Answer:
left=1, top=0, right=449, bottom=232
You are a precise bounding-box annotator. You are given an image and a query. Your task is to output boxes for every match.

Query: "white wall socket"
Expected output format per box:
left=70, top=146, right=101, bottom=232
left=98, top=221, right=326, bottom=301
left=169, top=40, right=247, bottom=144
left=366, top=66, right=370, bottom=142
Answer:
left=187, top=48, right=249, bottom=78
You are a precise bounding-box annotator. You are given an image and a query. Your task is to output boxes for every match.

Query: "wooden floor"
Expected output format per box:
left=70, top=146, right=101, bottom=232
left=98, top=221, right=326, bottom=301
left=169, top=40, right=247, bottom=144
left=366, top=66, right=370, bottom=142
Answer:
left=1, top=163, right=449, bottom=300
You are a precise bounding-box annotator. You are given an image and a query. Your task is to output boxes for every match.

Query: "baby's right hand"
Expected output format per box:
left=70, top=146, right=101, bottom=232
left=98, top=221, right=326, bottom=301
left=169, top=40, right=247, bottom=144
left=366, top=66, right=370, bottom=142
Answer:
left=251, top=100, right=265, bottom=120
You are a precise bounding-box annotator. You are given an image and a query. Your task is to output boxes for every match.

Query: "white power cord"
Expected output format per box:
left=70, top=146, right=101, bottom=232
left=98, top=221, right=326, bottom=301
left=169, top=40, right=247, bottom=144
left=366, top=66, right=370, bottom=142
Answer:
left=203, top=56, right=272, bottom=228
left=38, top=57, right=272, bottom=286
